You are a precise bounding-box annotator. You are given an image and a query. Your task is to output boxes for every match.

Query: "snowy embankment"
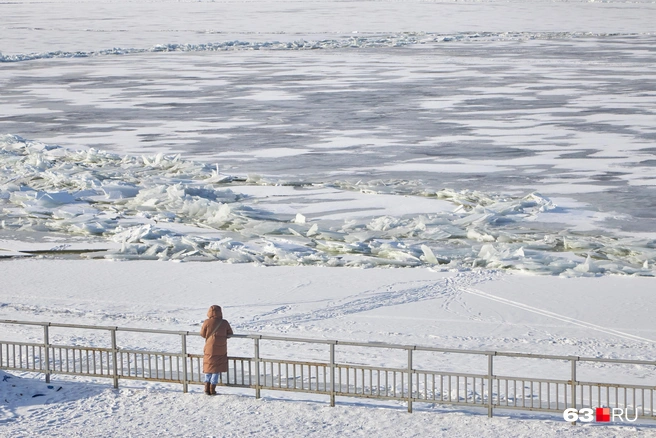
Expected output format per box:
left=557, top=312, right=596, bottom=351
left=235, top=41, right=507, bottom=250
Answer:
left=1, top=260, right=655, bottom=436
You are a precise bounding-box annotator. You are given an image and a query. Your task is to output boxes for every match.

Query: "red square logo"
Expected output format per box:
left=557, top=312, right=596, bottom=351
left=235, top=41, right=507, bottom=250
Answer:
left=596, top=407, right=611, bottom=422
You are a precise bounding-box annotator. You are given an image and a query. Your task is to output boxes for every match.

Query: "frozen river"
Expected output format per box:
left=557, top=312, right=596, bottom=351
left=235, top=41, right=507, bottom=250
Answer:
left=1, top=0, right=655, bottom=275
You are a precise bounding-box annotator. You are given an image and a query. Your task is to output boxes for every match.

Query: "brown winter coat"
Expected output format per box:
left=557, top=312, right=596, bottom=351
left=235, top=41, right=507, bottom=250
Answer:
left=200, top=305, right=233, bottom=373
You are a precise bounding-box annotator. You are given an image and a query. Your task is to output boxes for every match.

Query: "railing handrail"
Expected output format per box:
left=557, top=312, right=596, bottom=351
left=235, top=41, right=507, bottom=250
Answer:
left=2, top=318, right=655, bottom=366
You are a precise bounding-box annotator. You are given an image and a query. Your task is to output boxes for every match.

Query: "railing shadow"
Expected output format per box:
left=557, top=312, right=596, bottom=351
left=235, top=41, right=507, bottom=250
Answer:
left=0, top=370, right=106, bottom=424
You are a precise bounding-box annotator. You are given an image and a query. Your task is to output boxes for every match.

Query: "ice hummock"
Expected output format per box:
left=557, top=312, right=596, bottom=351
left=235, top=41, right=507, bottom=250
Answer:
left=1, top=134, right=654, bottom=276
left=0, top=32, right=625, bottom=63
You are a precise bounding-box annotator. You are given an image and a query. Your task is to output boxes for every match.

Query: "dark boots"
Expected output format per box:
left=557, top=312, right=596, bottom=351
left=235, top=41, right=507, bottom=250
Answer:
left=204, top=382, right=217, bottom=395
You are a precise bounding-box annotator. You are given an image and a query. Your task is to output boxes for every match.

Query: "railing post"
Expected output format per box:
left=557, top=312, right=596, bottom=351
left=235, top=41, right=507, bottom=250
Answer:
left=487, top=353, right=494, bottom=417
left=254, top=337, right=261, bottom=399
left=111, top=328, right=119, bottom=389
left=43, top=324, right=51, bottom=384
left=181, top=333, right=188, bottom=393
left=570, top=357, right=577, bottom=424
left=407, top=347, right=413, bottom=413
left=330, top=342, right=336, bottom=407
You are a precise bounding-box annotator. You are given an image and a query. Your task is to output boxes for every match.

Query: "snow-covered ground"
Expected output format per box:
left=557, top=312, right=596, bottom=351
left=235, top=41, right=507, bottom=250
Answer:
left=2, top=373, right=654, bottom=438
left=1, top=0, right=656, bottom=435
left=4, top=371, right=653, bottom=438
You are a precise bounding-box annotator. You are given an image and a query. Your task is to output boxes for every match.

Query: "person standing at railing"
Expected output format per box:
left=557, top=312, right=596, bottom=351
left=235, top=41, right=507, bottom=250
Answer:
left=200, top=305, right=233, bottom=396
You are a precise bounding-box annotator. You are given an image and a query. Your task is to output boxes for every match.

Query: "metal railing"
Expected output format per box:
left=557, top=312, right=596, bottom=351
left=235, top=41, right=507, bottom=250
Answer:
left=1, top=319, right=654, bottom=421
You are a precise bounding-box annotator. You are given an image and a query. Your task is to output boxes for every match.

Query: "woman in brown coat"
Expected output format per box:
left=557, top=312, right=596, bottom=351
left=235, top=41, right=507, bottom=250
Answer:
left=200, top=305, right=233, bottom=395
